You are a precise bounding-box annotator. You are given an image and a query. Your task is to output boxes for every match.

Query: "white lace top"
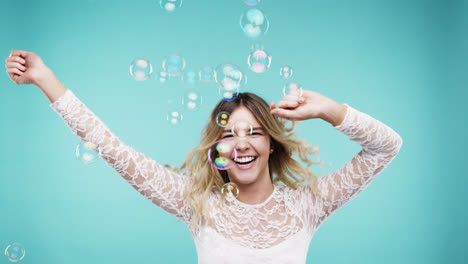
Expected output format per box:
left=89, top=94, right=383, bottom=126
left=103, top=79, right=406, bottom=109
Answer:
left=50, top=89, right=403, bottom=264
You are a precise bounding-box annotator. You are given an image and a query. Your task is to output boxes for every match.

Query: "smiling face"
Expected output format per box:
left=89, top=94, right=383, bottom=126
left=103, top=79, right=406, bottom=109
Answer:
left=219, top=105, right=272, bottom=186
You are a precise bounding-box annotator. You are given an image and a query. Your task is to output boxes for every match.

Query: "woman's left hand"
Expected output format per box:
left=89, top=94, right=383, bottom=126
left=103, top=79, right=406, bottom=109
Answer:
left=270, top=89, right=340, bottom=121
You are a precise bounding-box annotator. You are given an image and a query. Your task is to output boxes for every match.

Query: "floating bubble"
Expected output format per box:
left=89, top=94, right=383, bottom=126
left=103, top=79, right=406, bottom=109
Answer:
left=155, top=70, right=169, bottom=83
left=5, top=243, right=26, bottom=262
left=248, top=49, right=272, bottom=73
left=283, top=82, right=303, bottom=97
left=280, top=66, right=293, bottom=80
left=231, top=121, right=253, bottom=138
left=199, top=66, right=214, bottom=82
left=129, top=58, right=153, bottom=81
left=183, top=90, right=202, bottom=111
left=218, top=87, right=239, bottom=102
left=182, top=69, right=199, bottom=87
left=167, top=108, right=183, bottom=126
left=76, top=141, right=101, bottom=165
left=162, top=54, right=186, bottom=77
left=208, top=141, right=237, bottom=170
left=221, top=182, right=239, bottom=198
left=214, top=63, right=244, bottom=91
left=159, top=0, right=183, bottom=13
left=239, top=8, right=269, bottom=40
left=216, top=111, right=231, bottom=127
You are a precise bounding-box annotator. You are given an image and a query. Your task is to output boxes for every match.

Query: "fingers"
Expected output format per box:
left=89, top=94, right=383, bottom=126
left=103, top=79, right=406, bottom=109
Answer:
left=270, top=108, right=299, bottom=120
left=11, top=50, right=28, bottom=58
left=5, top=61, right=26, bottom=72
left=6, top=55, right=26, bottom=65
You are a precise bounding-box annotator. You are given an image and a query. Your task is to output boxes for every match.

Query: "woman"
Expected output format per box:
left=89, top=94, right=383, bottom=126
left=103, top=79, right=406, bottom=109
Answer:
left=5, top=50, right=403, bottom=263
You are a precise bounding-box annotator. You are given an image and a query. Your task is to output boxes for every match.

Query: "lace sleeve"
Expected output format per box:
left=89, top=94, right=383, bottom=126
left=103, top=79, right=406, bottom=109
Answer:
left=302, top=104, right=403, bottom=229
left=49, top=89, right=193, bottom=224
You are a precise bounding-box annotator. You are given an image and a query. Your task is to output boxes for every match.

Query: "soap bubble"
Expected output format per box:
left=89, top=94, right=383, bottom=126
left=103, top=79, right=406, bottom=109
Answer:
left=218, top=87, right=239, bottom=102
left=162, top=54, right=186, bottom=77
left=214, top=64, right=243, bottom=91
left=239, top=8, right=269, bottom=40
left=247, top=49, right=272, bottom=73
left=283, top=82, right=303, bottom=97
left=5, top=243, right=26, bottom=262
left=280, top=66, right=293, bottom=80
left=243, top=0, right=261, bottom=6
left=182, top=69, right=199, bottom=87
left=159, top=0, right=183, bottom=13
left=167, top=109, right=183, bottom=126
left=183, top=90, right=202, bottom=111
left=221, top=182, right=239, bottom=198
left=155, top=70, right=169, bottom=83
left=231, top=121, right=253, bottom=138
left=76, top=141, right=101, bottom=165
left=129, top=58, right=153, bottom=81
left=208, top=141, right=237, bottom=170
left=216, top=111, right=231, bottom=127
left=199, top=66, right=214, bottom=82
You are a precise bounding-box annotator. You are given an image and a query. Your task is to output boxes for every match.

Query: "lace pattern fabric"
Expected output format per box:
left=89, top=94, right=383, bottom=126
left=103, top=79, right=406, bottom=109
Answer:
left=50, top=89, right=403, bottom=264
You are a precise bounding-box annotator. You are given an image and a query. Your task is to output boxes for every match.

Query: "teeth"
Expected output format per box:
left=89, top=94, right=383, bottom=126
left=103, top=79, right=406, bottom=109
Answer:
left=235, top=156, right=255, bottom=163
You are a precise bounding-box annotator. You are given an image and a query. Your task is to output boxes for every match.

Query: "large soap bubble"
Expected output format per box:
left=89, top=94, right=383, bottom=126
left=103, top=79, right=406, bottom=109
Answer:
left=239, top=8, right=269, bottom=40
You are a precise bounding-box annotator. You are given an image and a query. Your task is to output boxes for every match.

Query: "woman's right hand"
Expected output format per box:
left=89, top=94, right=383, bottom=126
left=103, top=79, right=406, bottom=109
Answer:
left=5, top=50, right=50, bottom=85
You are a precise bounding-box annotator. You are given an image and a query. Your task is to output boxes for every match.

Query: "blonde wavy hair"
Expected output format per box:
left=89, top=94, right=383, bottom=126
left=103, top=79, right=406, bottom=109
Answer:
left=166, top=92, right=330, bottom=229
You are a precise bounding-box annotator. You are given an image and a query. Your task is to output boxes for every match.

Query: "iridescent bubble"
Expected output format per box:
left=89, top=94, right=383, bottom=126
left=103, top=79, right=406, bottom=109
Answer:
left=5, top=243, right=26, bottom=262
left=283, top=82, right=303, bottom=97
left=243, top=0, right=261, bottom=6
left=182, top=69, right=199, bottom=87
left=280, top=66, right=293, bottom=80
left=248, top=49, right=272, bottom=73
left=214, top=63, right=244, bottom=91
left=231, top=120, right=253, bottom=138
left=167, top=107, right=183, bottom=126
left=162, top=54, right=186, bottom=77
left=129, top=58, right=153, bottom=81
left=239, top=8, right=269, bottom=40
left=76, top=141, right=101, bottom=165
left=155, top=70, right=169, bottom=83
left=159, top=0, right=183, bottom=13
left=216, top=111, right=230, bottom=127
left=208, top=141, right=237, bottom=170
left=218, top=87, right=239, bottom=102
left=199, top=66, right=214, bottom=82
left=221, top=182, right=239, bottom=198
left=183, top=90, right=202, bottom=111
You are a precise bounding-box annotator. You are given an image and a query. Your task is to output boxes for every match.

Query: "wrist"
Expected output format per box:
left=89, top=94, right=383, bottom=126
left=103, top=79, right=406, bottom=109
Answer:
left=320, top=102, right=347, bottom=127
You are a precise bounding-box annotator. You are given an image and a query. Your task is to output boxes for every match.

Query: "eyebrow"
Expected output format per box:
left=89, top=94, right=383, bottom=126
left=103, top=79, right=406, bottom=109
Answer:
left=222, top=127, right=264, bottom=133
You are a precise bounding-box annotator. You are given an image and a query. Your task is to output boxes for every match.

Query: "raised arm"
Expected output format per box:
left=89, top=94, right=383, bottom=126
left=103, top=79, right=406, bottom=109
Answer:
left=313, top=104, right=403, bottom=227
left=270, top=90, right=403, bottom=231
left=5, top=50, right=193, bottom=224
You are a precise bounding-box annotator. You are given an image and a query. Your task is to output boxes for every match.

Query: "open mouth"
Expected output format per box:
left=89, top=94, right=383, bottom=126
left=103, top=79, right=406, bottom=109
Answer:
left=233, top=156, right=257, bottom=168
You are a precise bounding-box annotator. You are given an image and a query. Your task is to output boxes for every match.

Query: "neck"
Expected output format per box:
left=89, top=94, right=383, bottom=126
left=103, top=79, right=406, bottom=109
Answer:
left=235, top=178, right=275, bottom=205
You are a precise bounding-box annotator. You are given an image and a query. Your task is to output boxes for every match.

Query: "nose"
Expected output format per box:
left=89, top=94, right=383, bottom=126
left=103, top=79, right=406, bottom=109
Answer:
left=234, top=138, right=250, bottom=152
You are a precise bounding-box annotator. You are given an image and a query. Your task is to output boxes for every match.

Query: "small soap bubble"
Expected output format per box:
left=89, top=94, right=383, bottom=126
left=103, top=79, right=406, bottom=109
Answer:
left=216, top=111, right=231, bottom=127
left=159, top=0, right=183, bottom=13
left=199, top=66, right=214, bottom=82
left=182, top=69, right=199, bottom=87
left=280, top=66, right=293, bottom=80
left=283, top=82, right=303, bottom=97
left=214, top=63, right=244, bottom=91
left=167, top=107, right=183, bottom=126
left=162, top=54, right=186, bottom=77
left=208, top=141, right=237, bottom=170
left=129, top=58, right=153, bottom=81
left=221, top=182, right=239, bottom=198
left=218, top=87, right=239, bottom=102
left=5, top=243, right=26, bottom=262
left=155, top=70, right=169, bottom=83
left=239, top=8, right=269, bottom=40
left=76, top=141, right=101, bottom=165
left=183, top=90, right=202, bottom=111
left=248, top=49, right=272, bottom=73
left=231, top=121, right=253, bottom=138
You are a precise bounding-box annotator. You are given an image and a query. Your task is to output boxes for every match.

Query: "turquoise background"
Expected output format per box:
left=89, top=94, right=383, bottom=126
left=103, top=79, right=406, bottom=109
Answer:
left=1, top=0, right=466, bottom=263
